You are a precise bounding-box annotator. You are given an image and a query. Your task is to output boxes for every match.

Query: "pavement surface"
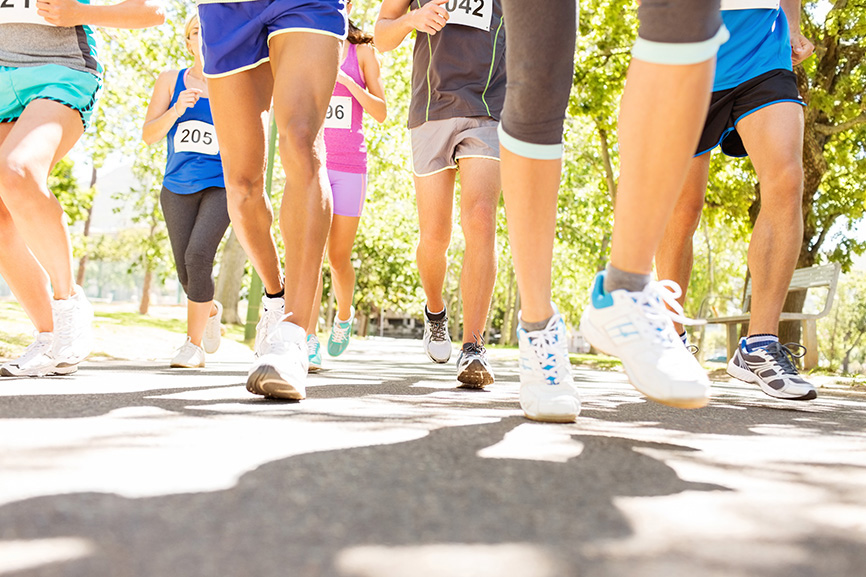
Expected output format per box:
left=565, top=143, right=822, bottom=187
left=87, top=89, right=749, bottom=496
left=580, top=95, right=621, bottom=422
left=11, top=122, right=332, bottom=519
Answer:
left=0, top=336, right=865, bottom=577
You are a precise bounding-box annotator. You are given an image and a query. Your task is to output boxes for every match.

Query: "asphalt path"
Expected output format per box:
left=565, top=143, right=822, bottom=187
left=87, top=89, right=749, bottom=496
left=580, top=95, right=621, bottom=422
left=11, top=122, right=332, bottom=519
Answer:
left=1, top=337, right=864, bottom=577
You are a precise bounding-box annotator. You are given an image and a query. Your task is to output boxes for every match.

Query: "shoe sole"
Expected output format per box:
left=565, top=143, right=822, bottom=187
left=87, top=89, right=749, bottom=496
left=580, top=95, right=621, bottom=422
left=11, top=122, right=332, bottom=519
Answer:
left=457, top=360, right=494, bottom=388
left=308, top=365, right=322, bottom=373
left=170, top=363, right=205, bottom=368
left=726, top=362, right=818, bottom=401
left=247, top=365, right=305, bottom=400
left=1, top=363, right=78, bottom=377
left=581, top=315, right=709, bottom=409
left=523, top=412, right=578, bottom=424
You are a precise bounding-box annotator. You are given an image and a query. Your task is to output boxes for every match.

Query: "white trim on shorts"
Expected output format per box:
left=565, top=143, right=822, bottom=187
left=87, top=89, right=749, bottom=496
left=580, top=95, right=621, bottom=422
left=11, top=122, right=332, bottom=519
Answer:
left=632, top=25, right=730, bottom=66
left=454, top=154, right=501, bottom=163
left=203, top=56, right=271, bottom=79
left=497, top=124, right=563, bottom=160
left=413, top=164, right=458, bottom=178
left=267, top=28, right=346, bottom=46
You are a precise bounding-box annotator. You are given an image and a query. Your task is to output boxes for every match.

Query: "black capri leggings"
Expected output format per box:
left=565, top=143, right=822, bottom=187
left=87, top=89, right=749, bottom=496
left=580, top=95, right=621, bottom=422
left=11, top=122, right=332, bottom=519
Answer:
left=160, top=186, right=231, bottom=303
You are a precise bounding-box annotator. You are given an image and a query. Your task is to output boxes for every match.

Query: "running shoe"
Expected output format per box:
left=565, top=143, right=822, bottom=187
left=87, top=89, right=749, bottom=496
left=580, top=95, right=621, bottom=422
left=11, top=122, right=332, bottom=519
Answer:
left=456, top=339, right=495, bottom=388
left=203, top=300, right=223, bottom=354
left=423, top=307, right=451, bottom=363
left=727, top=339, right=817, bottom=400
left=307, top=333, right=323, bottom=372
left=171, top=337, right=205, bottom=368
left=254, top=294, right=285, bottom=357
left=51, top=286, right=94, bottom=373
left=0, top=332, right=66, bottom=377
left=517, top=307, right=581, bottom=422
left=579, top=272, right=710, bottom=409
left=247, top=321, right=307, bottom=400
left=327, top=306, right=354, bottom=357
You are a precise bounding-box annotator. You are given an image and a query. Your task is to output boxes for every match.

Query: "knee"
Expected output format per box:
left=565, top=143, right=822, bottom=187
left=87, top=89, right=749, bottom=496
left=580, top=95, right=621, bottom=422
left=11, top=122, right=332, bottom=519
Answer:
left=224, top=174, right=265, bottom=208
left=328, top=245, right=354, bottom=271
left=761, top=162, right=804, bottom=215
left=418, top=228, right=452, bottom=256
left=278, top=121, right=321, bottom=176
left=460, top=203, right=497, bottom=243
left=0, top=154, right=33, bottom=201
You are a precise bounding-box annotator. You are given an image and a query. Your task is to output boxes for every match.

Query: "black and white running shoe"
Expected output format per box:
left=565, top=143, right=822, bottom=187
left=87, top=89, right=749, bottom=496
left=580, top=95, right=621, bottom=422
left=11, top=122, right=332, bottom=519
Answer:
left=456, top=340, right=494, bottom=388
left=727, top=339, right=817, bottom=400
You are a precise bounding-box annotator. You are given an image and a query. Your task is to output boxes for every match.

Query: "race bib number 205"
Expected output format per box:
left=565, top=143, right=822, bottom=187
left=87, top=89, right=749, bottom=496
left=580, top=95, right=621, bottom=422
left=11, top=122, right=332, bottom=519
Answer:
left=444, top=0, right=492, bottom=32
left=0, top=0, right=54, bottom=26
left=174, top=120, right=219, bottom=155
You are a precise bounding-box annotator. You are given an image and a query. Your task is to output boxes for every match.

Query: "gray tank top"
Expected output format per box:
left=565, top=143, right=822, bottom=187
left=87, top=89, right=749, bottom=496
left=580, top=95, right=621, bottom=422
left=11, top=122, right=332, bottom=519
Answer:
left=0, top=14, right=100, bottom=75
left=408, top=0, right=506, bottom=129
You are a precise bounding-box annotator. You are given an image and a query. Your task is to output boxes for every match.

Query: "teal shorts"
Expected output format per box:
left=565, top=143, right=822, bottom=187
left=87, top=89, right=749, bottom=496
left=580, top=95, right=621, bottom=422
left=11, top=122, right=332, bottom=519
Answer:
left=0, top=64, right=101, bottom=129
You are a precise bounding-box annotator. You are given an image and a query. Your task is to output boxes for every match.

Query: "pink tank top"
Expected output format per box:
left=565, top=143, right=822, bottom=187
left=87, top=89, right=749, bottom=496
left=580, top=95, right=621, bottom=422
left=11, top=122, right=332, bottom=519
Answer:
left=324, top=43, right=367, bottom=174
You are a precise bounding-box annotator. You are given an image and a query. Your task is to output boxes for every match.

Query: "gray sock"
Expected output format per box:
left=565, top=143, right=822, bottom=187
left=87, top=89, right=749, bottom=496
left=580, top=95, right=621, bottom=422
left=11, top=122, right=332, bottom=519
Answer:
left=604, top=264, right=651, bottom=294
left=520, top=316, right=552, bottom=333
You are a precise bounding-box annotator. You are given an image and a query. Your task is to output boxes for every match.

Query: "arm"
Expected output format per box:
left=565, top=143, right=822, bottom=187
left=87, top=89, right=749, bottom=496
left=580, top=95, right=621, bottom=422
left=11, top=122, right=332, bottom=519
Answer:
left=142, top=70, right=202, bottom=145
left=781, top=0, right=814, bottom=66
left=374, top=0, right=449, bottom=53
left=340, top=44, right=387, bottom=124
left=37, top=0, right=166, bottom=29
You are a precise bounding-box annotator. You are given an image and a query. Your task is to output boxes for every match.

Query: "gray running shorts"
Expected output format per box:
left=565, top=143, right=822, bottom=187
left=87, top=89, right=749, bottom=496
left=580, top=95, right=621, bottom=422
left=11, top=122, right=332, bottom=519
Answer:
left=410, top=117, right=500, bottom=177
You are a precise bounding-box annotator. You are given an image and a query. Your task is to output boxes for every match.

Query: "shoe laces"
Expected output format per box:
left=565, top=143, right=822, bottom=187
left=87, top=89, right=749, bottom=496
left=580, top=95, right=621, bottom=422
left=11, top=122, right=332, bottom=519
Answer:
left=18, top=334, right=53, bottom=366
left=761, top=341, right=806, bottom=375
left=262, top=312, right=296, bottom=355
left=634, top=280, right=704, bottom=344
left=307, top=335, right=320, bottom=355
left=462, top=334, right=486, bottom=358
left=427, top=317, right=448, bottom=342
left=52, top=301, right=78, bottom=345
left=527, top=318, right=569, bottom=386
left=331, top=320, right=351, bottom=343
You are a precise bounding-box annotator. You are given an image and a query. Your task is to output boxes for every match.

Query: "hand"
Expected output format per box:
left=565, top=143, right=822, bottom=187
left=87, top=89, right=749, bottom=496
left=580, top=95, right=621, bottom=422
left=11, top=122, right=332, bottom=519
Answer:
left=790, top=31, right=815, bottom=66
left=36, top=0, right=85, bottom=27
left=410, top=0, right=449, bottom=36
left=335, top=70, right=354, bottom=87
left=174, top=88, right=202, bottom=116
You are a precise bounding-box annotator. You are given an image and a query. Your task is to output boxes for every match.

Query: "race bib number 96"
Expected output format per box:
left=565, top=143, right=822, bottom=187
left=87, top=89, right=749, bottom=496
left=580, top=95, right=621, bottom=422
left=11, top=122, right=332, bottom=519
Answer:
left=324, top=95, right=352, bottom=130
left=0, top=0, right=54, bottom=26
left=174, top=120, right=219, bottom=155
left=444, top=0, right=492, bottom=32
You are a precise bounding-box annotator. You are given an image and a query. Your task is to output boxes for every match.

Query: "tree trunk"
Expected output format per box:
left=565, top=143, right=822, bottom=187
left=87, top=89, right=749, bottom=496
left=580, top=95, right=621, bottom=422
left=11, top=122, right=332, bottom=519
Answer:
left=75, top=166, right=98, bottom=287
left=214, top=230, right=246, bottom=325
left=139, top=266, right=152, bottom=315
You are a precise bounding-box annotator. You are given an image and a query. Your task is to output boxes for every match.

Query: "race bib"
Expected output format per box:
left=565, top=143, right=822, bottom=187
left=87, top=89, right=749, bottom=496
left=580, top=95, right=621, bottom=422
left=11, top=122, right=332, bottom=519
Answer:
left=0, top=0, right=54, bottom=26
left=173, top=120, right=219, bottom=155
left=324, top=95, right=352, bottom=130
left=444, top=0, right=492, bottom=32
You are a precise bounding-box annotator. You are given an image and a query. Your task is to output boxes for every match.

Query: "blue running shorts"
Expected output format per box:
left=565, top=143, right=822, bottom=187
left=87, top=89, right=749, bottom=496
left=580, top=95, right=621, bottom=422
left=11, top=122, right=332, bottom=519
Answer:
left=198, top=0, right=348, bottom=78
left=0, top=64, right=101, bottom=129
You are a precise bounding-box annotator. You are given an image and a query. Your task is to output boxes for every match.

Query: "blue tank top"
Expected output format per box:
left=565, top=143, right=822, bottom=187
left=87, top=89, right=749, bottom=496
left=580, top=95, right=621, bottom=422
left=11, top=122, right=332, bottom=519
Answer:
left=714, top=8, right=792, bottom=92
left=163, top=69, right=225, bottom=194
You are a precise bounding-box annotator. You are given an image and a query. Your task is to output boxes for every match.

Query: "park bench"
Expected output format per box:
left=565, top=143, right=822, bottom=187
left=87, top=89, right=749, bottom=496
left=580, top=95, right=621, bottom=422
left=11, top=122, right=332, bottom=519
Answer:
left=702, top=262, right=841, bottom=369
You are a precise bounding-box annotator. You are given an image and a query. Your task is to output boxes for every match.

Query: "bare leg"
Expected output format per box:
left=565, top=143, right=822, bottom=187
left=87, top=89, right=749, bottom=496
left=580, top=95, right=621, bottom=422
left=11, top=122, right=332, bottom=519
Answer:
left=500, top=149, right=559, bottom=324
left=269, top=32, right=341, bottom=329
left=207, top=65, right=284, bottom=296
left=307, top=273, right=324, bottom=335
left=0, top=100, right=84, bottom=301
left=414, top=169, right=456, bottom=314
left=328, top=214, right=361, bottom=321
left=655, top=152, right=712, bottom=334
left=456, top=157, right=500, bottom=342
left=186, top=299, right=215, bottom=347
left=610, top=59, right=715, bottom=274
left=736, top=102, right=805, bottom=335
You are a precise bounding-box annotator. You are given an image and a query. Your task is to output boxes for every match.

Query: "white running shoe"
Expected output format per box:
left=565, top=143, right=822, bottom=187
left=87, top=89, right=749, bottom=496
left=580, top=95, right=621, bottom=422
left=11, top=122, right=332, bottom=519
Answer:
left=1, top=332, right=64, bottom=377
left=51, top=286, right=93, bottom=373
left=579, top=273, right=710, bottom=409
left=456, top=340, right=495, bottom=388
left=203, top=300, right=223, bottom=354
left=254, top=294, right=286, bottom=357
left=171, top=337, right=205, bottom=368
left=422, top=307, right=452, bottom=363
left=727, top=339, right=817, bottom=400
left=247, top=321, right=308, bottom=400
left=518, top=307, right=581, bottom=422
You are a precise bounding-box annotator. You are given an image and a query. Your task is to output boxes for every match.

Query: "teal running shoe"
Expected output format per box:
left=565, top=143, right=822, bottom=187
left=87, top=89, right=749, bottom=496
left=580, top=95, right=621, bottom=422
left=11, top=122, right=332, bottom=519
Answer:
left=307, top=333, right=322, bottom=372
left=327, top=306, right=355, bottom=357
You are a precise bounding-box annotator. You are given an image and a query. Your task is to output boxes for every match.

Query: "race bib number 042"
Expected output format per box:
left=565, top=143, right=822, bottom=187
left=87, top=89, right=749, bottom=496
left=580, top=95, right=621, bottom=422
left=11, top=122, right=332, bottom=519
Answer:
left=444, top=0, right=492, bottom=32
left=174, top=120, right=219, bottom=155
left=324, top=95, right=352, bottom=130
left=0, top=0, right=54, bottom=26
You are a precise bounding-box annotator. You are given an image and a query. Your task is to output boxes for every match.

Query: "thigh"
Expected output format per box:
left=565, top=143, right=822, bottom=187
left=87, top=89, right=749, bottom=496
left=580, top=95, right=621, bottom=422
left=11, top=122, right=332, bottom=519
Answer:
left=188, top=187, right=231, bottom=259
left=269, top=32, right=341, bottom=146
left=0, top=99, right=83, bottom=185
left=414, top=170, right=456, bottom=239
left=328, top=214, right=361, bottom=260
left=456, top=156, right=501, bottom=214
left=736, top=101, right=804, bottom=184
left=160, top=187, right=200, bottom=259
left=207, top=65, right=273, bottom=188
